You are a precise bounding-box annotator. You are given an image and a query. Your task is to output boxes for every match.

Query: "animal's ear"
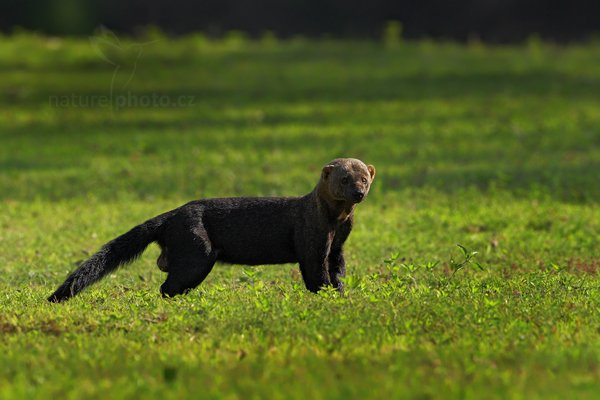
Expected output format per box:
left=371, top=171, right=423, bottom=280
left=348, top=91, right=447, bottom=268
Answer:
left=367, top=165, right=376, bottom=181
left=322, top=165, right=334, bottom=180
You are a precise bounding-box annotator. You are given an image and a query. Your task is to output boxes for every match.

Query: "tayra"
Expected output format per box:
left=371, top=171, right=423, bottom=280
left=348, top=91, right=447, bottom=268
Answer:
left=48, top=158, right=376, bottom=302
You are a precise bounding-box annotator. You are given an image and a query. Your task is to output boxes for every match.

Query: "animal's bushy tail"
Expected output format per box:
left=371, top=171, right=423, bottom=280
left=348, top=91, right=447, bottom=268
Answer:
left=48, top=214, right=168, bottom=303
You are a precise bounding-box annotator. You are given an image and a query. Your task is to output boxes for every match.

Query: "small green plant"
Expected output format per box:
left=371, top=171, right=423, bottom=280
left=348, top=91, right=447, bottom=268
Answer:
left=342, top=274, right=365, bottom=291
left=450, top=244, right=484, bottom=277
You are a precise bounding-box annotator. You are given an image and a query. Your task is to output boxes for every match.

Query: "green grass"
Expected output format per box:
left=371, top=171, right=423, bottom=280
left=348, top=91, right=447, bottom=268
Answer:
left=1, top=32, right=600, bottom=398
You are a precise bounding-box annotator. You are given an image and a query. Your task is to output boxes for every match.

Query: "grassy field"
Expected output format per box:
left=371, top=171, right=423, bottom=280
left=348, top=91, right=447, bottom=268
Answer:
left=1, top=32, right=600, bottom=398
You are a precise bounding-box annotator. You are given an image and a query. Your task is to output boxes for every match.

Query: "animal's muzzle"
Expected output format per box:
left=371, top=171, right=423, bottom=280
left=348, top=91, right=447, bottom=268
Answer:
left=352, top=191, right=365, bottom=202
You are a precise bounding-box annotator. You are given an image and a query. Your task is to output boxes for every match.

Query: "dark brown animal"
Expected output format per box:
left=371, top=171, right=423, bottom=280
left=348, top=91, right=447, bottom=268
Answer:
left=48, top=158, right=376, bottom=302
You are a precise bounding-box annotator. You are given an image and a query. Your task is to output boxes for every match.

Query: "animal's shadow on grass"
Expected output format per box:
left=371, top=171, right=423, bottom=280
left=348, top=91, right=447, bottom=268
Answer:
left=1, top=121, right=598, bottom=203
left=1, top=62, right=599, bottom=202
left=2, top=69, right=600, bottom=105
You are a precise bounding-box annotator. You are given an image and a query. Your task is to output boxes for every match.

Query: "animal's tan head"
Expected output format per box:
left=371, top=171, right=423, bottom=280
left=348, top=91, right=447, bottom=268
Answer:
left=321, top=158, right=376, bottom=204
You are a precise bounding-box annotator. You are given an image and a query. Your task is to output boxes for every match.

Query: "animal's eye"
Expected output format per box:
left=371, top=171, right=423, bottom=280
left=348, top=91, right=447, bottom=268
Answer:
left=341, top=177, right=349, bottom=184
left=361, top=177, right=368, bottom=183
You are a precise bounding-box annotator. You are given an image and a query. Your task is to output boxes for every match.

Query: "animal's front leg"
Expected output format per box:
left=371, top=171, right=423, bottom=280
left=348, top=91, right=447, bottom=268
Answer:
left=297, top=232, right=333, bottom=293
left=328, top=219, right=352, bottom=294
left=328, top=248, right=346, bottom=294
left=299, top=259, right=331, bottom=292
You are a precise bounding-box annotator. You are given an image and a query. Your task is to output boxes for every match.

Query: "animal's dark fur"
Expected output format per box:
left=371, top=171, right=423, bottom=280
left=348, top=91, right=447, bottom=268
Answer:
left=48, top=158, right=376, bottom=302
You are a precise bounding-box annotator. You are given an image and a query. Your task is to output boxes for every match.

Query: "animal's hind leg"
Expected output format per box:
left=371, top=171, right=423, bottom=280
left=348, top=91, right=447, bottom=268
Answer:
left=160, top=252, right=217, bottom=297
left=158, top=207, right=220, bottom=298
left=157, top=247, right=169, bottom=272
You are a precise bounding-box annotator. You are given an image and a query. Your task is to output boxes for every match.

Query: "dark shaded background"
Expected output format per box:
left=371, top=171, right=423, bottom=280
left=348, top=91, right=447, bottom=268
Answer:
left=1, top=0, right=599, bottom=42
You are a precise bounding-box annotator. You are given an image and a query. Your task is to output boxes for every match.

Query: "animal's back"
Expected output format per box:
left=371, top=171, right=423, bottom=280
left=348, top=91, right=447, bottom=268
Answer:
left=186, top=196, right=303, bottom=265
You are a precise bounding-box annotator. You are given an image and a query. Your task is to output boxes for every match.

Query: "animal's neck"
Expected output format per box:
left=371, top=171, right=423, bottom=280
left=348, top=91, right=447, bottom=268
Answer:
left=313, top=181, right=355, bottom=221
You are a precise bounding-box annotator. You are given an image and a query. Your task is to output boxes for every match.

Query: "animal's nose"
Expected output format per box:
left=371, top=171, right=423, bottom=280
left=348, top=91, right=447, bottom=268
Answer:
left=353, top=191, right=364, bottom=201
